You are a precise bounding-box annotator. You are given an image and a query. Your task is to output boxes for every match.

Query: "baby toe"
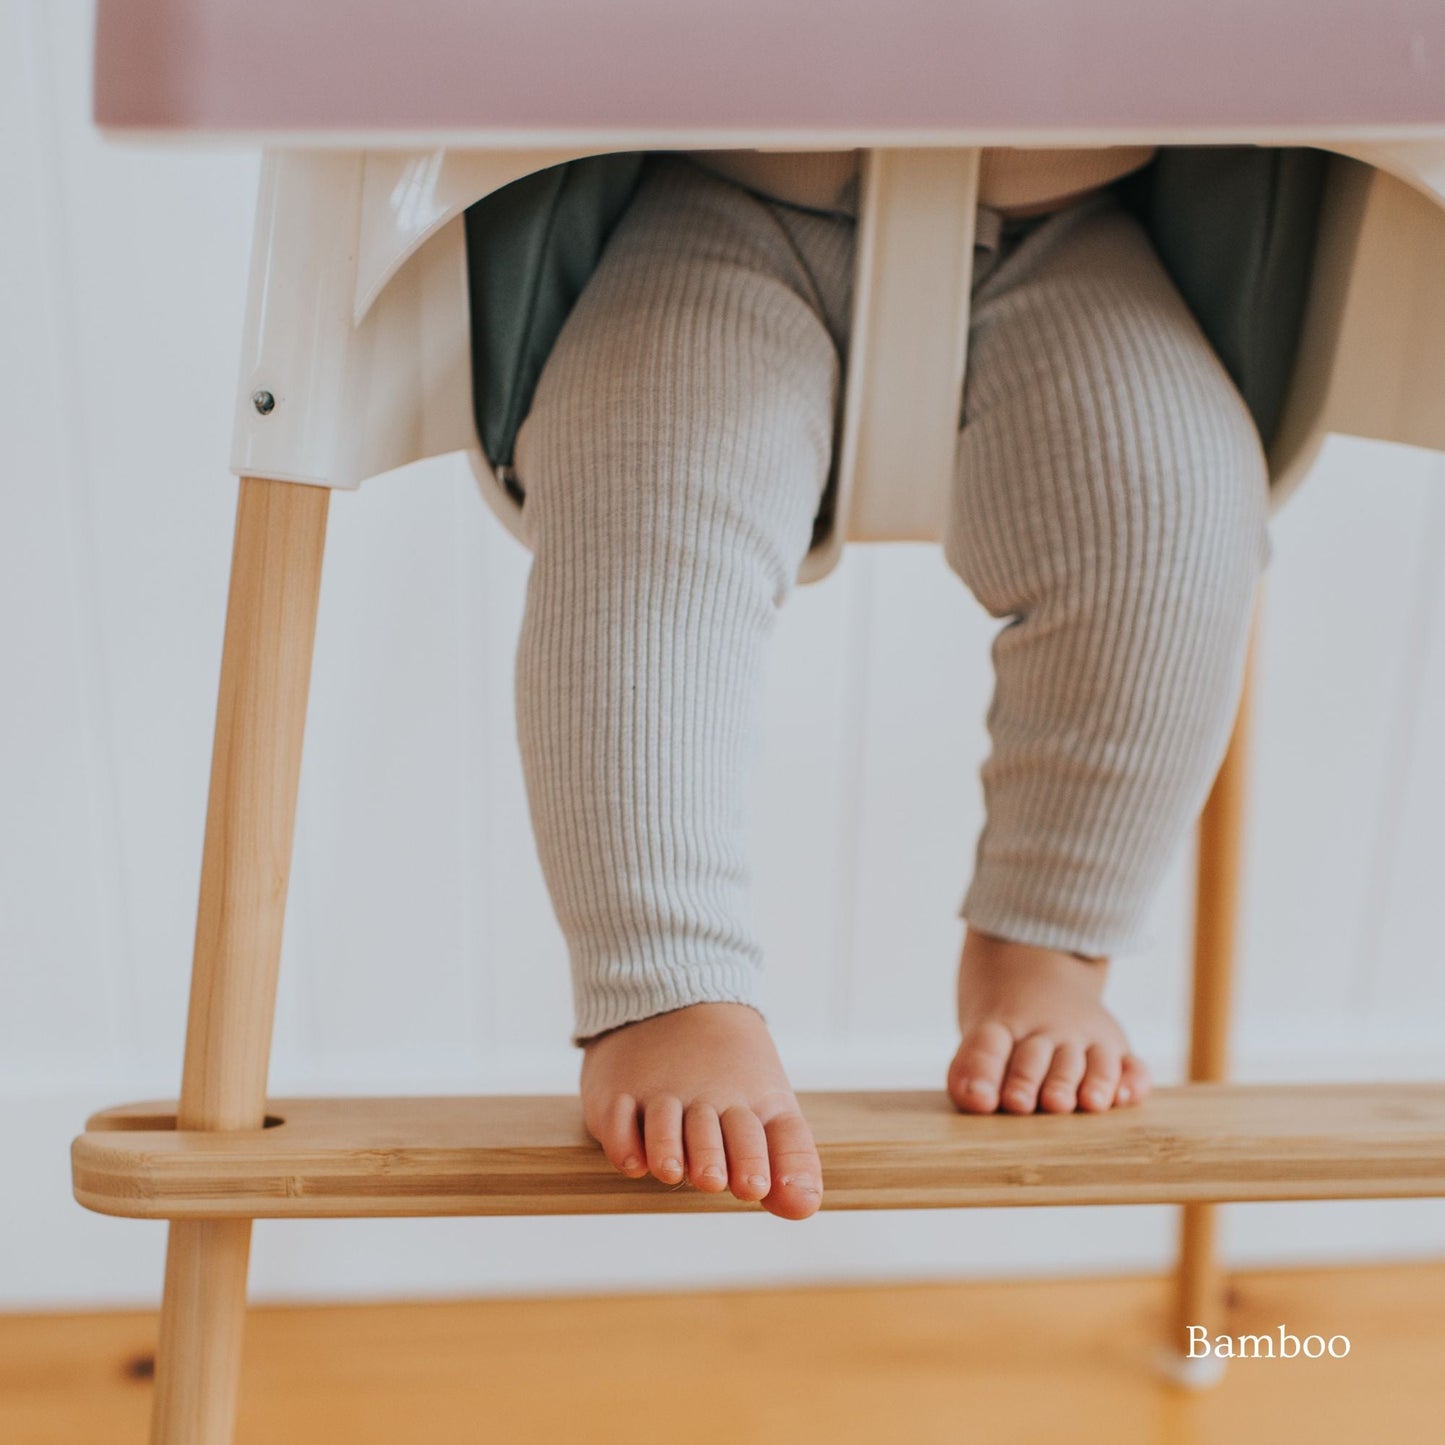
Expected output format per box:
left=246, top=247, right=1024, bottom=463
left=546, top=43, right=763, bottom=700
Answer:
left=592, top=1092, right=647, bottom=1177
left=1078, top=1045, right=1123, bottom=1112
left=948, top=1020, right=1015, bottom=1113
left=1117, top=1053, right=1152, bottom=1107
left=1001, top=1034, right=1055, bottom=1114
left=643, top=1095, right=687, bottom=1185
left=762, top=1110, right=823, bottom=1221
left=1039, top=1041, right=1088, bottom=1114
left=683, top=1102, right=728, bottom=1191
left=720, top=1104, right=772, bottom=1202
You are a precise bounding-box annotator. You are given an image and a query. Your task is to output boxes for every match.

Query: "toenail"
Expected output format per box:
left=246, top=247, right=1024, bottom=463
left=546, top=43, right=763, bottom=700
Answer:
left=966, top=1080, right=990, bottom=1096
left=1117, top=1086, right=1132, bottom=1104
left=622, top=1155, right=641, bottom=1172
left=700, top=1166, right=725, bottom=1183
left=782, top=1175, right=819, bottom=1195
left=662, top=1157, right=682, bottom=1176
left=748, top=1174, right=769, bottom=1192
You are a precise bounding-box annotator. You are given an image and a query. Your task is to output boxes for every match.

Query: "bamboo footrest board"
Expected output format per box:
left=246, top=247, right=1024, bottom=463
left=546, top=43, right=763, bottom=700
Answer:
left=72, top=1083, right=1445, bottom=1219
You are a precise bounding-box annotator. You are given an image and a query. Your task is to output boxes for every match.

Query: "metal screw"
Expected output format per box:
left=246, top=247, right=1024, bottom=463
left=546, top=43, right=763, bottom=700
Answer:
left=124, top=1352, right=156, bottom=1381
left=252, top=389, right=276, bottom=416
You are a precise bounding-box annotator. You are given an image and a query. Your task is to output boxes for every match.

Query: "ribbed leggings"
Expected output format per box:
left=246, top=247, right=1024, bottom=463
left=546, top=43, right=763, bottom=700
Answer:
left=512, top=153, right=1270, bottom=1045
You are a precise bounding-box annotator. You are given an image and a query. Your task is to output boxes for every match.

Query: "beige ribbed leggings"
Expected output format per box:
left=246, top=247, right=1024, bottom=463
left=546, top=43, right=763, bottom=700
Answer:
left=512, top=152, right=1270, bottom=1045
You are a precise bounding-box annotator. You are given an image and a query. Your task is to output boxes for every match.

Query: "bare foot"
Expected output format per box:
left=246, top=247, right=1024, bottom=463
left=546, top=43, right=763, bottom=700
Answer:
left=947, top=929, right=1152, bottom=1115
left=580, top=1001, right=823, bottom=1220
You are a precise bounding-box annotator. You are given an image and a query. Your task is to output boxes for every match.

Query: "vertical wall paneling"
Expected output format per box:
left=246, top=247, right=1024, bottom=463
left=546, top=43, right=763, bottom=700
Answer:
left=475, top=494, right=576, bottom=1062
left=846, top=545, right=995, bottom=1042
left=0, top=0, right=129, bottom=1084
left=748, top=544, right=858, bottom=1038
left=284, top=466, right=477, bottom=1080
left=1363, top=457, right=1445, bottom=1032
left=1242, top=438, right=1439, bottom=1044
left=448, top=467, right=496, bottom=1058
left=34, top=0, right=263, bottom=1073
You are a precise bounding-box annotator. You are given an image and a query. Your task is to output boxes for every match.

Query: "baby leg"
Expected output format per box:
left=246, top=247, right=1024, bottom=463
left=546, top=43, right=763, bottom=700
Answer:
left=512, top=154, right=853, bottom=1216
left=945, top=190, right=1270, bottom=1114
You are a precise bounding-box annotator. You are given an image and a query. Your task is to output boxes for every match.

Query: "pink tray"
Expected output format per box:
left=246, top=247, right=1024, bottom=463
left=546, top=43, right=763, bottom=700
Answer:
left=95, top=0, right=1445, bottom=139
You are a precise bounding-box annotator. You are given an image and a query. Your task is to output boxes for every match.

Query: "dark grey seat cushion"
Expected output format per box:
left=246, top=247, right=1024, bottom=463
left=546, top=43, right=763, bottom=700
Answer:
left=1116, top=145, right=1328, bottom=452
left=464, top=146, right=1329, bottom=491
left=464, top=151, right=647, bottom=500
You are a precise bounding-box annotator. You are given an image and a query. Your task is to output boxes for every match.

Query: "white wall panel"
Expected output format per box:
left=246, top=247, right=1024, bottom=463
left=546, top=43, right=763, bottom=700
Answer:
left=471, top=506, right=576, bottom=1054
left=1244, top=439, right=1443, bottom=1034
left=1365, top=475, right=1445, bottom=1025
left=846, top=547, right=993, bottom=1040
left=288, top=466, right=480, bottom=1069
left=751, top=549, right=859, bottom=1036
left=0, top=0, right=127, bottom=1082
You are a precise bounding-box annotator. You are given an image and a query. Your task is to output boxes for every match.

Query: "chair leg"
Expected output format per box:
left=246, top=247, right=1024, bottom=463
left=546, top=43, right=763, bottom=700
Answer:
left=1160, top=598, right=1260, bottom=1389
left=149, top=477, right=330, bottom=1445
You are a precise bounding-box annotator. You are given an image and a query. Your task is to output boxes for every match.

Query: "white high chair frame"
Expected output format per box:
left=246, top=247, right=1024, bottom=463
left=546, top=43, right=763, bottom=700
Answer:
left=76, top=3, right=1445, bottom=1439
left=231, top=142, right=1445, bottom=572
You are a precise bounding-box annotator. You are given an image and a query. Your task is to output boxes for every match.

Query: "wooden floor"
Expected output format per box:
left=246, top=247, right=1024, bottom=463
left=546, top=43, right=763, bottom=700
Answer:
left=3, top=1263, right=1442, bottom=1444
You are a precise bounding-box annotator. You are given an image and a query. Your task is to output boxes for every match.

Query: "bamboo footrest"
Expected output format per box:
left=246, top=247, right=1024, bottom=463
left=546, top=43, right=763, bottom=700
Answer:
left=72, top=1083, right=1445, bottom=1219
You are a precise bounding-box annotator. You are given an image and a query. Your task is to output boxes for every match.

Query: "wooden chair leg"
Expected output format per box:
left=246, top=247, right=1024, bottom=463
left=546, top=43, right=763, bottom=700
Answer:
left=149, top=477, right=329, bottom=1445
left=1164, top=598, right=1260, bottom=1387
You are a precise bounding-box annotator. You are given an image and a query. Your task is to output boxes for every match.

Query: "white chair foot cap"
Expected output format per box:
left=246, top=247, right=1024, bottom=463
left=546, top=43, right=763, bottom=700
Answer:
left=1153, top=1343, right=1228, bottom=1390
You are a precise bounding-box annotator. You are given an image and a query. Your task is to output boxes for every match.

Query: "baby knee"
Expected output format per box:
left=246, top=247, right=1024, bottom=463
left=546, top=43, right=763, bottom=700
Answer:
left=1148, top=394, right=1272, bottom=626
left=949, top=384, right=1269, bottom=631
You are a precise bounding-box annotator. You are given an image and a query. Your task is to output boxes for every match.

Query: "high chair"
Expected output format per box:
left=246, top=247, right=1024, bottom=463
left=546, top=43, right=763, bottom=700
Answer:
left=78, top=2, right=1445, bottom=1438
